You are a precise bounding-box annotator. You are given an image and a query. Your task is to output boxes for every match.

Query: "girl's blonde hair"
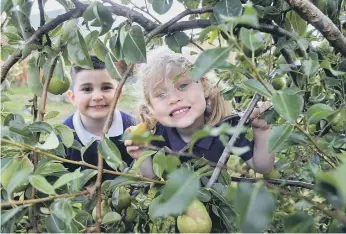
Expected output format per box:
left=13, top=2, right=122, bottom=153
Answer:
left=136, top=47, right=233, bottom=131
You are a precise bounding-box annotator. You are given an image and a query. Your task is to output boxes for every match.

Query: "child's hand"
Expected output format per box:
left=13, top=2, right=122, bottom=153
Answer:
left=124, top=127, right=144, bottom=159
left=250, top=101, right=272, bottom=130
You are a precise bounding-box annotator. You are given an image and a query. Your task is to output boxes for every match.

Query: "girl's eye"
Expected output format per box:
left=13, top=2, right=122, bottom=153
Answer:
left=179, top=83, right=188, bottom=90
left=157, top=92, right=167, bottom=98
left=81, top=87, right=92, bottom=92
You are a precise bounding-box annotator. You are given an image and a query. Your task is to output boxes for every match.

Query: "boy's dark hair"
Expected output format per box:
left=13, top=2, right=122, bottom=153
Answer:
left=70, top=55, right=106, bottom=89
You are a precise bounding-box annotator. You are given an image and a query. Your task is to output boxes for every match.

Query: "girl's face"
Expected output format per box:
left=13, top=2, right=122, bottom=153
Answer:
left=148, top=71, right=206, bottom=130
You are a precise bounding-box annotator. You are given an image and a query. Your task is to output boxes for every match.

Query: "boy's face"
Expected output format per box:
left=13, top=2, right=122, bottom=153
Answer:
left=67, top=69, right=117, bottom=121
left=148, top=71, right=206, bottom=130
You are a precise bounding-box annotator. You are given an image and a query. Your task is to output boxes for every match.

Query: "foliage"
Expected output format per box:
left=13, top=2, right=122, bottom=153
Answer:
left=1, top=0, right=346, bottom=233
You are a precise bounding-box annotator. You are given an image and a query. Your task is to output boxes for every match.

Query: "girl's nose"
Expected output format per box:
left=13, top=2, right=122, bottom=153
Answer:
left=168, top=88, right=182, bottom=105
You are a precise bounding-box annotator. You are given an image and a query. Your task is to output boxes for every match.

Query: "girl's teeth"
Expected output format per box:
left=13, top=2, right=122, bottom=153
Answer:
left=172, top=108, right=189, bottom=116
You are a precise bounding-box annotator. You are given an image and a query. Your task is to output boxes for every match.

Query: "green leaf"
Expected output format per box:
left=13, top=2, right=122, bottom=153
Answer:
left=241, top=79, right=273, bottom=99
left=46, top=214, right=65, bottom=233
left=60, top=19, right=78, bottom=44
left=67, top=30, right=93, bottom=69
left=152, top=0, right=173, bottom=14
left=1, top=207, right=23, bottom=226
left=98, top=138, right=123, bottom=169
left=35, top=162, right=67, bottom=176
left=108, top=176, right=142, bottom=192
left=284, top=212, right=316, bottom=232
left=267, top=124, right=294, bottom=153
left=153, top=150, right=166, bottom=178
left=45, top=111, right=60, bottom=119
left=235, top=182, right=276, bottom=233
left=102, top=212, right=122, bottom=224
left=55, top=124, right=74, bottom=148
left=301, top=59, right=319, bottom=77
left=214, top=0, right=243, bottom=22
left=71, top=169, right=97, bottom=193
left=27, top=56, right=43, bottom=97
left=272, top=94, right=303, bottom=123
left=123, top=25, right=146, bottom=63
left=165, top=32, right=190, bottom=53
left=109, top=34, right=123, bottom=60
left=29, top=175, right=56, bottom=195
left=93, top=2, right=114, bottom=36
left=54, top=55, right=65, bottom=81
left=320, top=60, right=346, bottom=76
left=105, top=52, right=121, bottom=81
left=240, top=28, right=264, bottom=51
left=53, top=169, right=84, bottom=189
left=82, top=2, right=97, bottom=21
left=94, top=38, right=109, bottom=62
left=316, top=163, right=346, bottom=205
left=306, top=104, right=334, bottom=124
left=149, top=168, right=200, bottom=219
left=287, top=11, right=307, bottom=36
left=6, top=157, right=33, bottom=195
left=37, top=131, right=60, bottom=150
left=28, top=121, right=54, bottom=133
left=132, top=150, right=156, bottom=170
left=50, top=199, right=75, bottom=225
left=191, top=47, right=231, bottom=81
left=85, top=30, right=99, bottom=51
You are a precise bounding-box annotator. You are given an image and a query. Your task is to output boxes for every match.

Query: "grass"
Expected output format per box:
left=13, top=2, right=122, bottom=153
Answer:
left=1, top=84, right=138, bottom=126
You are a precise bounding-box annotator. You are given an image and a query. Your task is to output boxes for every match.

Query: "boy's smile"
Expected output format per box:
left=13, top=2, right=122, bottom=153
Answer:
left=67, top=69, right=117, bottom=124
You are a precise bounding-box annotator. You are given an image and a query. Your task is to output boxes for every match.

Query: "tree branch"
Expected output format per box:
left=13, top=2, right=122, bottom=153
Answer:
left=104, top=0, right=158, bottom=32
left=0, top=190, right=89, bottom=208
left=206, top=94, right=262, bottom=188
left=147, top=9, right=213, bottom=40
left=0, top=138, right=165, bottom=185
left=1, top=6, right=86, bottom=83
left=142, top=145, right=314, bottom=189
left=286, top=0, right=346, bottom=57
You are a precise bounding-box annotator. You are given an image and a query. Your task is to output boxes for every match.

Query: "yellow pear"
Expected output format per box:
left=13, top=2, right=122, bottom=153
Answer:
left=177, top=199, right=212, bottom=233
left=130, top=122, right=150, bottom=144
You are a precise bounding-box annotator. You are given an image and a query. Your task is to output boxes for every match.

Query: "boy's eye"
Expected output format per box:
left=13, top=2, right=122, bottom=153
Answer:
left=179, top=83, right=188, bottom=90
left=81, top=87, right=92, bottom=92
left=102, top=86, right=113, bottom=91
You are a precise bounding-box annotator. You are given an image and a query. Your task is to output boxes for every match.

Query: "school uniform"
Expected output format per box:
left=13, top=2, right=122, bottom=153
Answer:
left=151, top=114, right=254, bottom=163
left=62, top=110, right=136, bottom=180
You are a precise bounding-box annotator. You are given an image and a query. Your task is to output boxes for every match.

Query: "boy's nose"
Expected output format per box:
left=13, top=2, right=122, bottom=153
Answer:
left=92, top=91, right=104, bottom=101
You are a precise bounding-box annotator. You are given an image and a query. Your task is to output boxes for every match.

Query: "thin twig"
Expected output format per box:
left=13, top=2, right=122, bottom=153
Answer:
left=40, top=57, right=58, bottom=121
left=190, top=40, right=204, bottom=51
left=206, top=94, right=262, bottom=188
left=0, top=138, right=165, bottom=185
left=146, top=7, right=213, bottom=41
left=265, top=182, right=346, bottom=225
left=128, top=0, right=161, bottom=24
left=0, top=190, right=89, bottom=208
left=140, top=145, right=314, bottom=189
left=1, top=6, right=86, bottom=83
left=294, top=124, right=338, bottom=167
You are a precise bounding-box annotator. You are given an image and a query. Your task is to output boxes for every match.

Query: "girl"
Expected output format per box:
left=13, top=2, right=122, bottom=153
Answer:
left=125, top=47, right=274, bottom=178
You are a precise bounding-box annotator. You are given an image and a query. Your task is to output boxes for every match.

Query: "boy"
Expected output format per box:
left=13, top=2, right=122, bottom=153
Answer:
left=63, top=56, right=136, bottom=180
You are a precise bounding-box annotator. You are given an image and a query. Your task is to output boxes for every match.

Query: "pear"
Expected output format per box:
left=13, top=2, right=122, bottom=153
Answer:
left=130, top=122, right=150, bottom=144
left=264, top=168, right=281, bottom=179
left=92, top=200, right=112, bottom=221
left=47, top=72, right=71, bottom=95
left=177, top=200, right=212, bottom=233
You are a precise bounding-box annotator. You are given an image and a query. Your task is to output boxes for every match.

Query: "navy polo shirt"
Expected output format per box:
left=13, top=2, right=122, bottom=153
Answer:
left=62, top=110, right=136, bottom=180
left=151, top=114, right=254, bottom=163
